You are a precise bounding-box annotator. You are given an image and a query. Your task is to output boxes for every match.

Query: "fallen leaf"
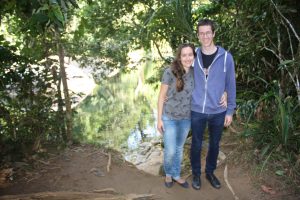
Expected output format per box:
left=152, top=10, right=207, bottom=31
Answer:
left=261, top=185, right=276, bottom=195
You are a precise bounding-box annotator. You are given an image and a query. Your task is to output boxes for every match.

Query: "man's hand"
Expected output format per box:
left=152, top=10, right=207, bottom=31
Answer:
left=157, top=119, right=164, bottom=134
left=164, top=96, right=168, bottom=103
left=224, top=115, right=232, bottom=127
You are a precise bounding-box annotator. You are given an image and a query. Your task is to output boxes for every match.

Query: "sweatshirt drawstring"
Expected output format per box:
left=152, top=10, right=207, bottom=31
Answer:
left=224, top=51, right=227, bottom=72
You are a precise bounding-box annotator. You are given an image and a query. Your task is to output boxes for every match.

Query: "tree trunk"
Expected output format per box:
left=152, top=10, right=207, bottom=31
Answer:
left=296, top=42, right=300, bottom=105
left=55, top=30, right=73, bottom=143
left=44, top=34, right=67, bottom=141
left=51, top=65, right=67, bottom=141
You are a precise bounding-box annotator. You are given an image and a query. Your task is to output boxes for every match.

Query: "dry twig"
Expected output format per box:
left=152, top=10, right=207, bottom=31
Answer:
left=107, top=153, right=112, bottom=172
left=93, top=188, right=118, bottom=194
left=35, top=159, right=50, bottom=165
left=224, top=165, right=239, bottom=200
left=126, top=193, right=157, bottom=200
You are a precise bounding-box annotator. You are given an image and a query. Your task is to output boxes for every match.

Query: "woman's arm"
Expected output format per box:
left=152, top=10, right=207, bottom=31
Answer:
left=157, top=84, right=169, bottom=134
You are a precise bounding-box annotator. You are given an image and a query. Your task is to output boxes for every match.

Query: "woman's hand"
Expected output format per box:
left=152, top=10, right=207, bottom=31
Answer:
left=157, top=119, right=164, bottom=134
left=220, top=91, right=227, bottom=108
left=157, top=84, right=168, bottom=134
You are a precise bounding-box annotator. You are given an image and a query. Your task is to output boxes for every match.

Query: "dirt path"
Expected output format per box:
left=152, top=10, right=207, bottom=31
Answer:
left=0, top=144, right=273, bottom=200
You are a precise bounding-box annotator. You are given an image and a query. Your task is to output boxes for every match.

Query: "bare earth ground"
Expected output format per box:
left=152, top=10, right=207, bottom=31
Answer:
left=1, top=142, right=292, bottom=200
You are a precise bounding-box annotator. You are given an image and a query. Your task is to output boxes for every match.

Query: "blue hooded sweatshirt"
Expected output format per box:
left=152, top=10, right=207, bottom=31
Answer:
left=192, top=46, right=236, bottom=116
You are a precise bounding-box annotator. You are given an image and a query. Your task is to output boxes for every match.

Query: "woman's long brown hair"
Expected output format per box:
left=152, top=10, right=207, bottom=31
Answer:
left=171, top=43, right=196, bottom=92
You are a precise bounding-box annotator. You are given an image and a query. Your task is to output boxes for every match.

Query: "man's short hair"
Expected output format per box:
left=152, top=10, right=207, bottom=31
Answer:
left=197, top=19, right=216, bottom=33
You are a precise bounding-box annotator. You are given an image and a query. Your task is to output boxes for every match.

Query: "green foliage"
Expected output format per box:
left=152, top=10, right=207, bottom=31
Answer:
left=68, top=0, right=138, bottom=77
left=67, top=0, right=198, bottom=80
left=240, top=84, right=300, bottom=180
left=0, top=42, right=59, bottom=159
left=208, top=0, right=300, bottom=96
left=0, top=0, right=80, bottom=157
left=138, top=0, right=196, bottom=49
left=243, top=88, right=299, bottom=150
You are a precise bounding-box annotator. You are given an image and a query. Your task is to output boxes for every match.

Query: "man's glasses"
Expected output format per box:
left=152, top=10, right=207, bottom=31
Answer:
left=198, top=31, right=213, bottom=38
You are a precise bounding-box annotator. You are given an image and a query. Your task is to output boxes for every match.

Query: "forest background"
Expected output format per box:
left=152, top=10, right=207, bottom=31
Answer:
left=0, top=0, right=299, bottom=192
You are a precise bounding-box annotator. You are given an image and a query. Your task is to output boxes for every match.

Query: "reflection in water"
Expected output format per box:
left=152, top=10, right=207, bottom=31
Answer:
left=127, top=110, right=160, bottom=150
left=73, top=71, right=159, bottom=152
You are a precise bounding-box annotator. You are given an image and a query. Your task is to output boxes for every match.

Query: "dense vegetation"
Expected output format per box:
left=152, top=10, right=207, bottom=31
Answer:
left=1, top=0, right=299, bottom=188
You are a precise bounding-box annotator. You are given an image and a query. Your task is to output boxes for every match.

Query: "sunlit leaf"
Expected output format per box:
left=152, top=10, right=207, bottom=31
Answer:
left=275, top=170, right=284, bottom=176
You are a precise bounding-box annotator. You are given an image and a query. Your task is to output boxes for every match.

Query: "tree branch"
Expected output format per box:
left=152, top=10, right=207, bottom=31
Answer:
left=281, top=19, right=294, bottom=60
left=270, top=0, right=300, bottom=42
left=153, top=40, right=168, bottom=62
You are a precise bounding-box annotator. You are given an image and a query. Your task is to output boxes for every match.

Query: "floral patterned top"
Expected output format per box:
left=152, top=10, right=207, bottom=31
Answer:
left=161, top=67, right=194, bottom=120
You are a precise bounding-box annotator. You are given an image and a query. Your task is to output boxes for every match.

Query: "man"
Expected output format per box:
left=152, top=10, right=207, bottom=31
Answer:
left=190, top=19, right=236, bottom=190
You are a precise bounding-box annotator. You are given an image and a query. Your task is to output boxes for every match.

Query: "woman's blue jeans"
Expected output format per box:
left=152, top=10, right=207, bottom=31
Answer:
left=190, top=111, right=226, bottom=176
left=162, top=115, right=190, bottom=180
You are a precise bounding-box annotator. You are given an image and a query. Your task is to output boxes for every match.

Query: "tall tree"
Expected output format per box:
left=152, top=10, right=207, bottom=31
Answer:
left=1, top=0, right=79, bottom=143
left=31, top=0, right=79, bottom=142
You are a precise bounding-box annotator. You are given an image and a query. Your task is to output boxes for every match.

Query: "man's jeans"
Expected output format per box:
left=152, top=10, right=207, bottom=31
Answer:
left=162, top=115, right=190, bottom=180
left=190, top=111, right=226, bottom=176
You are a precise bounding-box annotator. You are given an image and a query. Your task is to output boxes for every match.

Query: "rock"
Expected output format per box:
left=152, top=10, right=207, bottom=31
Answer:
left=135, top=149, right=163, bottom=176
left=135, top=155, right=146, bottom=165
left=218, top=151, right=226, bottom=161
left=124, top=138, right=163, bottom=176
left=151, top=139, right=161, bottom=146
left=139, top=146, right=151, bottom=155
left=150, top=150, right=161, bottom=156
left=89, top=168, right=105, bottom=177
left=139, top=142, right=151, bottom=148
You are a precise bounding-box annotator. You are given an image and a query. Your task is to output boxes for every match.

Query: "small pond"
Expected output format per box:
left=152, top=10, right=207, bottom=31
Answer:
left=73, top=71, right=162, bottom=173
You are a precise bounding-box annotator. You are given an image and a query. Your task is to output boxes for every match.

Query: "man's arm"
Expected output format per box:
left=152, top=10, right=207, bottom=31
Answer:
left=224, top=53, right=236, bottom=126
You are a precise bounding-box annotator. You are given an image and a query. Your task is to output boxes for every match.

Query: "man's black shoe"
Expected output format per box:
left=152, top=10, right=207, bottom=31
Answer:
left=206, top=173, right=221, bottom=189
left=192, top=175, right=201, bottom=190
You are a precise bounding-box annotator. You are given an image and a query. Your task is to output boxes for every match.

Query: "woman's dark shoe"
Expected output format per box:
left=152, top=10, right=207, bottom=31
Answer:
left=206, top=173, right=221, bottom=189
left=192, top=175, right=201, bottom=190
left=164, top=181, right=173, bottom=188
left=164, top=178, right=173, bottom=188
left=173, top=179, right=189, bottom=188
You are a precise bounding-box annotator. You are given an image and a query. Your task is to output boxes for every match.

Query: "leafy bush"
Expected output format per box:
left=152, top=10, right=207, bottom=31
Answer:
left=239, top=85, right=300, bottom=183
left=0, top=43, right=60, bottom=160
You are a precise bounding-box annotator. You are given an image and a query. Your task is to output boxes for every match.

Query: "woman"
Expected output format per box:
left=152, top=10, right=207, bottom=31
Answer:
left=157, top=43, right=226, bottom=188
